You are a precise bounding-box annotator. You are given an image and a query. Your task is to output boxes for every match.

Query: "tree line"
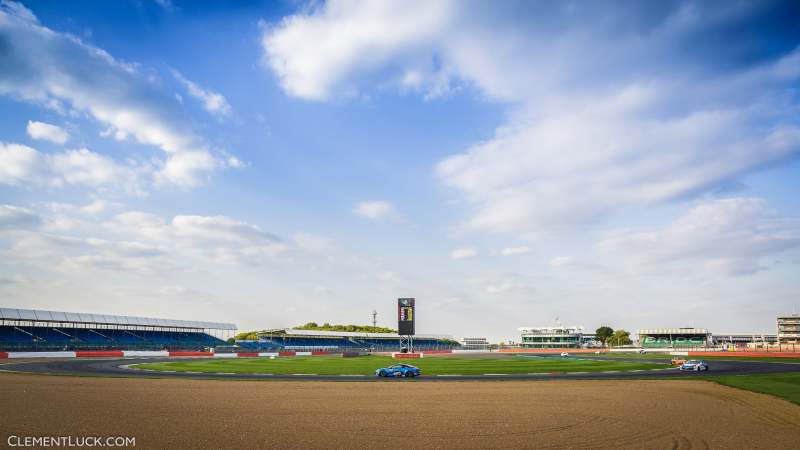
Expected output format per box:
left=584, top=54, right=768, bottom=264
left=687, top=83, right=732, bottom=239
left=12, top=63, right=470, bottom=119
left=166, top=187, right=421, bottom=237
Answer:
left=595, top=326, right=632, bottom=347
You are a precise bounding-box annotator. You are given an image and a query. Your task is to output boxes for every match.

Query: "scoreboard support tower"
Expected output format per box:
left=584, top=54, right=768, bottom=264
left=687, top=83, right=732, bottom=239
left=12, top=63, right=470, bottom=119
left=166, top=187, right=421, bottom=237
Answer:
left=399, top=335, right=414, bottom=353
left=398, top=298, right=415, bottom=353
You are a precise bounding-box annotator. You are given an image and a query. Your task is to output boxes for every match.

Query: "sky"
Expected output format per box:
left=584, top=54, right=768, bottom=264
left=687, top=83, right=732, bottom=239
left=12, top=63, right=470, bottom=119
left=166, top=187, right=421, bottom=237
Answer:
left=1, top=0, right=799, bottom=342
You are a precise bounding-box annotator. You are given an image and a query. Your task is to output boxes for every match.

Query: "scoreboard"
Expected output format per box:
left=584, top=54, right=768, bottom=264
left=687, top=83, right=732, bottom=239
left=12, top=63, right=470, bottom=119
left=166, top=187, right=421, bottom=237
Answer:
left=397, top=298, right=415, bottom=335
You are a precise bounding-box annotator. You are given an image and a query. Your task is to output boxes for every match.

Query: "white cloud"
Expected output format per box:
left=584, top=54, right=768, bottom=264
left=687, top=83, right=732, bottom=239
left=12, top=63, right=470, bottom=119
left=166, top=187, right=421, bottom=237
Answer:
left=548, top=257, right=573, bottom=268
left=353, top=200, right=394, bottom=220
left=26, top=120, right=68, bottom=144
left=105, top=212, right=287, bottom=265
left=293, top=232, right=334, bottom=253
left=1, top=205, right=291, bottom=276
left=263, top=2, right=800, bottom=233
left=50, top=148, right=130, bottom=187
left=470, top=272, right=535, bottom=295
left=154, top=150, right=216, bottom=188
left=79, top=199, right=119, bottom=215
left=261, top=0, right=454, bottom=100
left=485, top=282, right=526, bottom=294
left=501, top=246, right=530, bottom=256
left=172, top=70, right=232, bottom=117
left=0, top=142, right=43, bottom=185
left=596, top=198, right=800, bottom=276
left=437, top=83, right=800, bottom=232
left=450, top=247, right=477, bottom=260
left=0, top=204, right=41, bottom=229
left=0, top=2, right=237, bottom=188
left=0, top=142, right=145, bottom=195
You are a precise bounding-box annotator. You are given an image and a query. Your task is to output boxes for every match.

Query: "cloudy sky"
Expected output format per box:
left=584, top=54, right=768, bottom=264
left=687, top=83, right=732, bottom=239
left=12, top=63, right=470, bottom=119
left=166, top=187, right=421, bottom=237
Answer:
left=1, top=0, right=799, bottom=341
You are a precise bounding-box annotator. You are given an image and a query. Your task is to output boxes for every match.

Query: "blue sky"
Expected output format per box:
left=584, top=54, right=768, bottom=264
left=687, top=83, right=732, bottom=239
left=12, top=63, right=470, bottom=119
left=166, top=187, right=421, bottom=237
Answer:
left=1, top=0, right=799, bottom=341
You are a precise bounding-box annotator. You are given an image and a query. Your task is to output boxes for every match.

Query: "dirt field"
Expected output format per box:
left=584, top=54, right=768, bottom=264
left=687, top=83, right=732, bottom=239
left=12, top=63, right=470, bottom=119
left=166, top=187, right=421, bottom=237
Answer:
left=1, top=375, right=799, bottom=449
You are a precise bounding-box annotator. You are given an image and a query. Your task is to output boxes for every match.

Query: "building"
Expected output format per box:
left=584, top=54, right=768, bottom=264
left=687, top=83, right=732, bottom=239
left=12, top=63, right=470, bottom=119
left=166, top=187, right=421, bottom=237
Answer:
left=778, top=315, right=800, bottom=344
left=581, top=333, right=601, bottom=347
left=637, top=328, right=710, bottom=348
left=711, top=333, right=777, bottom=346
left=460, top=337, right=489, bottom=350
left=519, top=326, right=585, bottom=349
left=0, top=307, right=235, bottom=351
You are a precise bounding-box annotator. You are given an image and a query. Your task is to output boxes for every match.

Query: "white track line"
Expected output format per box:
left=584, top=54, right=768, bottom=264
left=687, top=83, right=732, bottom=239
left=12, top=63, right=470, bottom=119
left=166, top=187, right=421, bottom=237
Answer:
left=339, top=374, right=365, bottom=377
left=436, top=374, right=462, bottom=377
left=483, top=373, right=509, bottom=376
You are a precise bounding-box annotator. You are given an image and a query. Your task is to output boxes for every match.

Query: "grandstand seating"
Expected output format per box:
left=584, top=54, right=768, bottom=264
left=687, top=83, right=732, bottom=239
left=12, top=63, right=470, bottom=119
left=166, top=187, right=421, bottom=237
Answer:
left=0, top=325, right=227, bottom=351
left=235, top=335, right=458, bottom=351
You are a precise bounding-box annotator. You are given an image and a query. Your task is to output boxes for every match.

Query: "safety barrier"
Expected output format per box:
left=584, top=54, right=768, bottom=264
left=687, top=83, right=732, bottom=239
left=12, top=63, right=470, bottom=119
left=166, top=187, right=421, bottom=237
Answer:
left=498, top=348, right=603, bottom=353
left=122, top=351, right=169, bottom=357
left=392, top=352, right=422, bottom=359
left=6, top=351, right=77, bottom=358
left=76, top=351, right=124, bottom=358
left=688, top=351, right=800, bottom=358
left=168, top=351, right=214, bottom=357
left=0, top=350, right=382, bottom=359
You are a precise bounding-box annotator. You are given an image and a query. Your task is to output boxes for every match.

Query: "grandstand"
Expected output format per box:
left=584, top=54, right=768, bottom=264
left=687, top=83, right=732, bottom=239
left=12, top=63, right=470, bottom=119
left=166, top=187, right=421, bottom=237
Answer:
left=0, top=307, right=235, bottom=351
left=234, top=328, right=457, bottom=352
left=637, top=328, right=711, bottom=349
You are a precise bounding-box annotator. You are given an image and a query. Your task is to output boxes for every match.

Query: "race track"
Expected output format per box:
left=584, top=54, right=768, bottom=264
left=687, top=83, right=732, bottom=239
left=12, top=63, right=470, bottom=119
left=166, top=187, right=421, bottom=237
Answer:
left=2, top=354, right=798, bottom=381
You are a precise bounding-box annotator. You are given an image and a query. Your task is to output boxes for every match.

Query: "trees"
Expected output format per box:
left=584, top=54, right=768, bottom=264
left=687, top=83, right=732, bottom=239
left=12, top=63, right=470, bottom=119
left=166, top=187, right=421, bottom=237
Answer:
left=234, top=331, right=259, bottom=340
left=609, top=329, right=632, bottom=347
left=293, top=323, right=397, bottom=333
left=595, top=326, right=614, bottom=346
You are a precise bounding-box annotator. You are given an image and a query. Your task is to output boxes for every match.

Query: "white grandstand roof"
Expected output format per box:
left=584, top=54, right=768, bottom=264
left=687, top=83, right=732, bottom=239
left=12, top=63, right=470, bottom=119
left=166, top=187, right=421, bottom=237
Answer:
left=264, top=328, right=452, bottom=340
left=518, top=326, right=584, bottom=333
left=637, top=328, right=708, bottom=335
left=0, top=307, right=236, bottom=330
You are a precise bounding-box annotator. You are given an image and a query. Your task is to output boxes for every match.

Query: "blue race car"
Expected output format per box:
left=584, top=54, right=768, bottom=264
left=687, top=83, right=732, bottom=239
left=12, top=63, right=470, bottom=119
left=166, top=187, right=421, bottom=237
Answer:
left=679, top=360, right=709, bottom=371
left=375, top=364, right=421, bottom=378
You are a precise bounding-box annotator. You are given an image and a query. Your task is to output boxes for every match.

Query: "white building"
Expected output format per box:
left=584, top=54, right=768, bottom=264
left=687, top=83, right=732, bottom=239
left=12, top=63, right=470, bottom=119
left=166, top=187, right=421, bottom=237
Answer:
left=778, top=315, right=800, bottom=343
left=460, top=337, right=489, bottom=350
left=519, top=326, right=585, bottom=349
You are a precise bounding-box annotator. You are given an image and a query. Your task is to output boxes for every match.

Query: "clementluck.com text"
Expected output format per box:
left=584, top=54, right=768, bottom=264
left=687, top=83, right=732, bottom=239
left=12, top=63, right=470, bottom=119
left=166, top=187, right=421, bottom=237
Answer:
left=7, top=436, right=135, bottom=447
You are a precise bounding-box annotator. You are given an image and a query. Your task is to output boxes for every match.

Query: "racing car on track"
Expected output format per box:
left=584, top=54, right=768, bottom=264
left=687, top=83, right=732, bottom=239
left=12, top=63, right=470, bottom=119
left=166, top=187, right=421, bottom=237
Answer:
left=375, top=364, right=421, bottom=378
left=678, top=360, right=709, bottom=371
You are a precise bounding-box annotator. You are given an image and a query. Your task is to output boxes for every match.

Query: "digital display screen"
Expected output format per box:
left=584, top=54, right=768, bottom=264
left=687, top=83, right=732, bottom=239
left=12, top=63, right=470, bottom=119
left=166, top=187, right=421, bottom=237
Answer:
left=398, top=298, right=415, bottom=335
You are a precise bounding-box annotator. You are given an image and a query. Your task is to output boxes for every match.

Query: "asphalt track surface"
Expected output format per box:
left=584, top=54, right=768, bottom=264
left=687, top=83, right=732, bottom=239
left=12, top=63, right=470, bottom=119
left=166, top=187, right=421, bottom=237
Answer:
left=2, top=354, right=799, bottom=381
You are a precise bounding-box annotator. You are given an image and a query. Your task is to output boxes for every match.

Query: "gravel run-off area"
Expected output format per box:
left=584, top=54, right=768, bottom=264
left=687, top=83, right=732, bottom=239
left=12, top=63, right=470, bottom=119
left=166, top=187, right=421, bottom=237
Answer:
left=1, top=374, right=799, bottom=449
